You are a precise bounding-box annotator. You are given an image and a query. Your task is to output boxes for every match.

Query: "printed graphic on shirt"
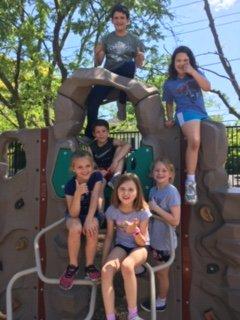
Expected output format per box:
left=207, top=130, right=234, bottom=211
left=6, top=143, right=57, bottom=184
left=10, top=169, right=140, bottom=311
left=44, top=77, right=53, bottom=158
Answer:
left=176, top=79, right=200, bottom=102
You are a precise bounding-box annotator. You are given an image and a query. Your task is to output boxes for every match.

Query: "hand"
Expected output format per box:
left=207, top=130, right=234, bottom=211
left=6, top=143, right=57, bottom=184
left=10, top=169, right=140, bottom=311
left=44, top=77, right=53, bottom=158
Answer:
left=135, top=47, right=144, bottom=67
left=99, top=169, right=108, bottom=177
left=183, top=62, right=195, bottom=75
left=149, top=199, right=159, bottom=213
left=108, top=160, right=118, bottom=173
left=122, top=218, right=140, bottom=234
left=83, top=217, right=98, bottom=237
left=75, top=180, right=88, bottom=196
left=165, top=119, right=175, bottom=128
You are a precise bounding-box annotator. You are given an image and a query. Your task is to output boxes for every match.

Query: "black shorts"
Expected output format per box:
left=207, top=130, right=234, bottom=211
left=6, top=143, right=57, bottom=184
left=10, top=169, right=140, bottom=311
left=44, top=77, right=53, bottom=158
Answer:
left=150, top=246, right=170, bottom=262
left=114, top=244, right=135, bottom=255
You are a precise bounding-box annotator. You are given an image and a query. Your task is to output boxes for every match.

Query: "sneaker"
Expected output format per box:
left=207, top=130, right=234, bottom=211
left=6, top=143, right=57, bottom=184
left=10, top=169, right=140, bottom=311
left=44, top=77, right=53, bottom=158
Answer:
left=185, top=181, right=198, bottom=205
left=140, top=300, right=167, bottom=313
left=117, top=101, right=126, bottom=121
left=59, top=264, right=79, bottom=290
left=85, top=264, right=101, bottom=282
left=108, top=174, right=121, bottom=189
left=129, top=316, right=144, bottom=320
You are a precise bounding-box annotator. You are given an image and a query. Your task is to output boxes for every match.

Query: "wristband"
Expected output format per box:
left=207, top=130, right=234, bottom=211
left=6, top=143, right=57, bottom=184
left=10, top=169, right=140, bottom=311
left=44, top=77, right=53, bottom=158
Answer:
left=133, top=227, right=140, bottom=236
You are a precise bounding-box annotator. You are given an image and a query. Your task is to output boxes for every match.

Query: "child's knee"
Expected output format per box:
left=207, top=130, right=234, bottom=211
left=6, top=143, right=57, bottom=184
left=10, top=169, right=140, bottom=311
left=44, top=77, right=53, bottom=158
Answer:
left=101, top=263, right=116, bottom=279
left=68, top=220, right=82, bottom=236
left=121, top=259, right=134, bottom=277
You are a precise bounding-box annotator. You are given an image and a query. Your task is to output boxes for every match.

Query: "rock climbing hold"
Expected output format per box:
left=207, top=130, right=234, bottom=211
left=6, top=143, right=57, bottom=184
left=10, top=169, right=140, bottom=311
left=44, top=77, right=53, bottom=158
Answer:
left=199, top=206, right=215, bottom=223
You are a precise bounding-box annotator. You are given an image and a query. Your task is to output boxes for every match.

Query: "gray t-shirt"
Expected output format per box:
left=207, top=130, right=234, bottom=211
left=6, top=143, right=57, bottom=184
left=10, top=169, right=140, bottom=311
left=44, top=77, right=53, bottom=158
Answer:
left=105, top=205, right=152, bottom=248
left=101, top=31, right=144, bottom=70
left=149, top=184, right=181, bottom=251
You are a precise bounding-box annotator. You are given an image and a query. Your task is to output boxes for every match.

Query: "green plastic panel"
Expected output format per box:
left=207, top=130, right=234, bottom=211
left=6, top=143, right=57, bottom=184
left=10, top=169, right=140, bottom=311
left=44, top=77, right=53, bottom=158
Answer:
left=125, top=146, right=154, bottom=200
left=52, top=148, right=74, bottom=198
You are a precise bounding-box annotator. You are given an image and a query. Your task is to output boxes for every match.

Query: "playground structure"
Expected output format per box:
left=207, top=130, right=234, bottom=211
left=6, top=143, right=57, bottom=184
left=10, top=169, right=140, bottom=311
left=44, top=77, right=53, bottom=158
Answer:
left=0, top=68, right=240, bottom=319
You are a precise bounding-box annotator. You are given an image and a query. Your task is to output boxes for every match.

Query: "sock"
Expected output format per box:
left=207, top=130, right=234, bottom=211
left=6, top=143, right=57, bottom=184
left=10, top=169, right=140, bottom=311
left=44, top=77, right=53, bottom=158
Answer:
left=106, top=314, right=116, bottom=320
left=128, top=307, right=138, bottom=319
left=186, top=174, right=195, bottom=183
left=156, top=297, right=166, bottom=307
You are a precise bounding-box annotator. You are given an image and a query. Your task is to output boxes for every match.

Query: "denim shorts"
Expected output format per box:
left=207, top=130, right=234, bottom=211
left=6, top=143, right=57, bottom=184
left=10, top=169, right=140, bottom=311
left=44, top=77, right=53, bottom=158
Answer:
left=176, top=111, right=208, bottom=127
left=114, top=244, right=136, bottom=255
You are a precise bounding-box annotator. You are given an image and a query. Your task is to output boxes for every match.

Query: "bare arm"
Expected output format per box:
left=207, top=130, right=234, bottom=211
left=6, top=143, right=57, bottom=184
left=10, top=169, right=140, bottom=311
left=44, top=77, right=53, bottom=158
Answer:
left=94, top=43, right=105, bottom=67
left=65, top=181, right=88, bottom=218
left=165, top=101, right=175, bottom=128
left=135, top=47, right=145, bottom=68
left=102, top=219, right=114, bottom=265
left=133, top=219, right=149, bottom=246
left=184, top=64, right=211, bottom=91
left=112, top=139, right=131, bottom=163
left=149, top=200, right=180, bottom=227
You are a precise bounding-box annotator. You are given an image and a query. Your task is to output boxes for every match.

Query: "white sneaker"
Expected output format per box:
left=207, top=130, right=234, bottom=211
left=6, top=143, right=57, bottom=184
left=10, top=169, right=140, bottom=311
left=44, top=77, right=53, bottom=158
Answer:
left=185, top=181, right=198, bottom=205
left=117, top=101, right=126, bottom=121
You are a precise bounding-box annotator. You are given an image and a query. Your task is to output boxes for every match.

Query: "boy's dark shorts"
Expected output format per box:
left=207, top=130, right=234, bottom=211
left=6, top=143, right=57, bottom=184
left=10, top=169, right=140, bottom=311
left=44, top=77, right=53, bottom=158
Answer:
left=150, top=246, right=171, bottom=263
left=65, top=212, right=105, bottom=226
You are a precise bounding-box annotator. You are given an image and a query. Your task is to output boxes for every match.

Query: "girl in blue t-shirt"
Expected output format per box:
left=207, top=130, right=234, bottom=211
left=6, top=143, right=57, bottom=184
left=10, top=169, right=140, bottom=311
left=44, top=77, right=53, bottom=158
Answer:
left=101, top=173, right=151, bottom=320
left=162, top=46, right=211, bottom=205
left=141, top=158, right=181, bottom=313
left=59, top=151, right=103, bottom=290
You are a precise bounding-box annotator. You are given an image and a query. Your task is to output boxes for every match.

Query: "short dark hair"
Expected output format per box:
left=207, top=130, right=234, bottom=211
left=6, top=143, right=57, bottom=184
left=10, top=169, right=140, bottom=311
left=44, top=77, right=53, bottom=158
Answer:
left=168, top=46, right=198, bottom=79
left=110, top=3, right=130, bottom=19
left=91, top=119, right=110, bottom=133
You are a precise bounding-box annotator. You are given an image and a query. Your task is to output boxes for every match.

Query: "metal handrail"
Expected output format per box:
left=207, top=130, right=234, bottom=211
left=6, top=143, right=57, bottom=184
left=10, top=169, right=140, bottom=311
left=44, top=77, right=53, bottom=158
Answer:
left=144, top=214, right=176, bottom=320
left=6, top=218, right=98, bottom=320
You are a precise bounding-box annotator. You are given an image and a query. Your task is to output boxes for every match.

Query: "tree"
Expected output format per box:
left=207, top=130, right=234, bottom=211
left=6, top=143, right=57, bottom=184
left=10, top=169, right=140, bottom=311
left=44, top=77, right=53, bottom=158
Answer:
left=0, top=0, right=171, bottom=131
left=203, top=0, right=240, bottom=120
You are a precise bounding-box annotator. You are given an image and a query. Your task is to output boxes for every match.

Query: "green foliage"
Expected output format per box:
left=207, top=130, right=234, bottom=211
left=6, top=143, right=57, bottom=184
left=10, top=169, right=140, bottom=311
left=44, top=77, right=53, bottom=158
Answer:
left=0, top=0, right=170, bottom=131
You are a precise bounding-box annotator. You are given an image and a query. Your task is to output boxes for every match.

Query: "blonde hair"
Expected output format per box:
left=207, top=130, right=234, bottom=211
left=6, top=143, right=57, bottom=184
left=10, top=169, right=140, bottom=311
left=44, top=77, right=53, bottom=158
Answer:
left=71, top=150, right=94, bottom=170
left=111, top=173, right=148, bottom=211
left=153, top=158, right=175, bottom=183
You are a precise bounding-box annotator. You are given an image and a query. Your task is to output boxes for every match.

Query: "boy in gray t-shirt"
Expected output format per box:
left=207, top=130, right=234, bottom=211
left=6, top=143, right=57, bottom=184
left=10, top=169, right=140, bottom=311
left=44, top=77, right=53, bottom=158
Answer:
left=85, top=4, right=144, bottom=138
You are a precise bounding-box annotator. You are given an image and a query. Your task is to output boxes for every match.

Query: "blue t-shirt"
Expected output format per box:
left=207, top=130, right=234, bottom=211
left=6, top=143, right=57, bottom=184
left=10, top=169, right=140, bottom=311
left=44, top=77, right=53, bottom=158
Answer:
left=149, top=184, right=181, bottom=251
left=162, top=70, right=208, bottom=117
left=105, top=205, right=152, bottom=248
left=64, top=171, right=103, bottom=217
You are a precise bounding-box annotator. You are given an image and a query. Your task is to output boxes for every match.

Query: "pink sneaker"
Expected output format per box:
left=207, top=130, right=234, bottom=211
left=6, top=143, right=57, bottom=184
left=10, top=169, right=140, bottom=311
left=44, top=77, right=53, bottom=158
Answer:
left=85, top=264, right=101, bottom=282
left=59, top=264, right=79, bottom=290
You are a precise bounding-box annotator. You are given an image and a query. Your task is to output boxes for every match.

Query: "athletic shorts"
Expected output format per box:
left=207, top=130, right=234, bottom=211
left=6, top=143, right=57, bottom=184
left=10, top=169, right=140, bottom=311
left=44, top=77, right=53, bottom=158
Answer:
left=150, top=246, right=171, bottom=263
left=114, top=244, right=136, bottom=255
left=176, top=111, right=208, bottom=127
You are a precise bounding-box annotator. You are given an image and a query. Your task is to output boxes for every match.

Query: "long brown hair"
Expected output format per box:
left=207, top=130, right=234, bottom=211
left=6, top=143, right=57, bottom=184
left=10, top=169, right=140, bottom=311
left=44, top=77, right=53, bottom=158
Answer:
left=111, top=173, right=148, bottom=211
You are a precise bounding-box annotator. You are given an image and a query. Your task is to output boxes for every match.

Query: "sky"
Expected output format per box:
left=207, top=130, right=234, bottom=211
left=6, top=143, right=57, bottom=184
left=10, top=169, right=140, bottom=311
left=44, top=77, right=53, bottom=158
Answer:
left=62, top=0, right=240, bottom=124
left=160, top=0, right=240, bottom=124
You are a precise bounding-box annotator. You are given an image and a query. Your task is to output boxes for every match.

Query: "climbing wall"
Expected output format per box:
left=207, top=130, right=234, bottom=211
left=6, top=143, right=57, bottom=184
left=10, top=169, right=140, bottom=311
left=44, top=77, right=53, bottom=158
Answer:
left=0, top=67, right=240, bottom=320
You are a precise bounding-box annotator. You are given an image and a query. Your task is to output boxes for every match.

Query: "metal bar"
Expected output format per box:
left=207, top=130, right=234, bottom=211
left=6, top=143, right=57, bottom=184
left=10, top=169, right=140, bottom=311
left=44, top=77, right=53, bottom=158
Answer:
left=144, top=216, right=176, bottom=320
left=6, top=267, right=38, bottom=320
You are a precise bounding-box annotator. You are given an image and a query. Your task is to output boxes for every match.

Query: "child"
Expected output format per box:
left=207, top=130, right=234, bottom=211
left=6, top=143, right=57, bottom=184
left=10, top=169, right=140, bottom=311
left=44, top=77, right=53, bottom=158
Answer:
left=85, top=4, right=145, bottom=138
left=59, top=151, right=103, bottom=290
left=162, top=46, right=211, bottom=205
left=141, top=159, right=181, bottom=312
left=89, top=119, right=131, bottom=189
left=101, top=173, right=151, bottom=320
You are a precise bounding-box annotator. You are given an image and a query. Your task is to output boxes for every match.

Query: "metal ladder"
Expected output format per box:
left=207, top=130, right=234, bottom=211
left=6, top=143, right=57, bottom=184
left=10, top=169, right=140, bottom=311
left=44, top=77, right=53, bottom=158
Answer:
left=144, top=215, right=176, bottom=320
left=6, top=218, right=98, bottom=320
